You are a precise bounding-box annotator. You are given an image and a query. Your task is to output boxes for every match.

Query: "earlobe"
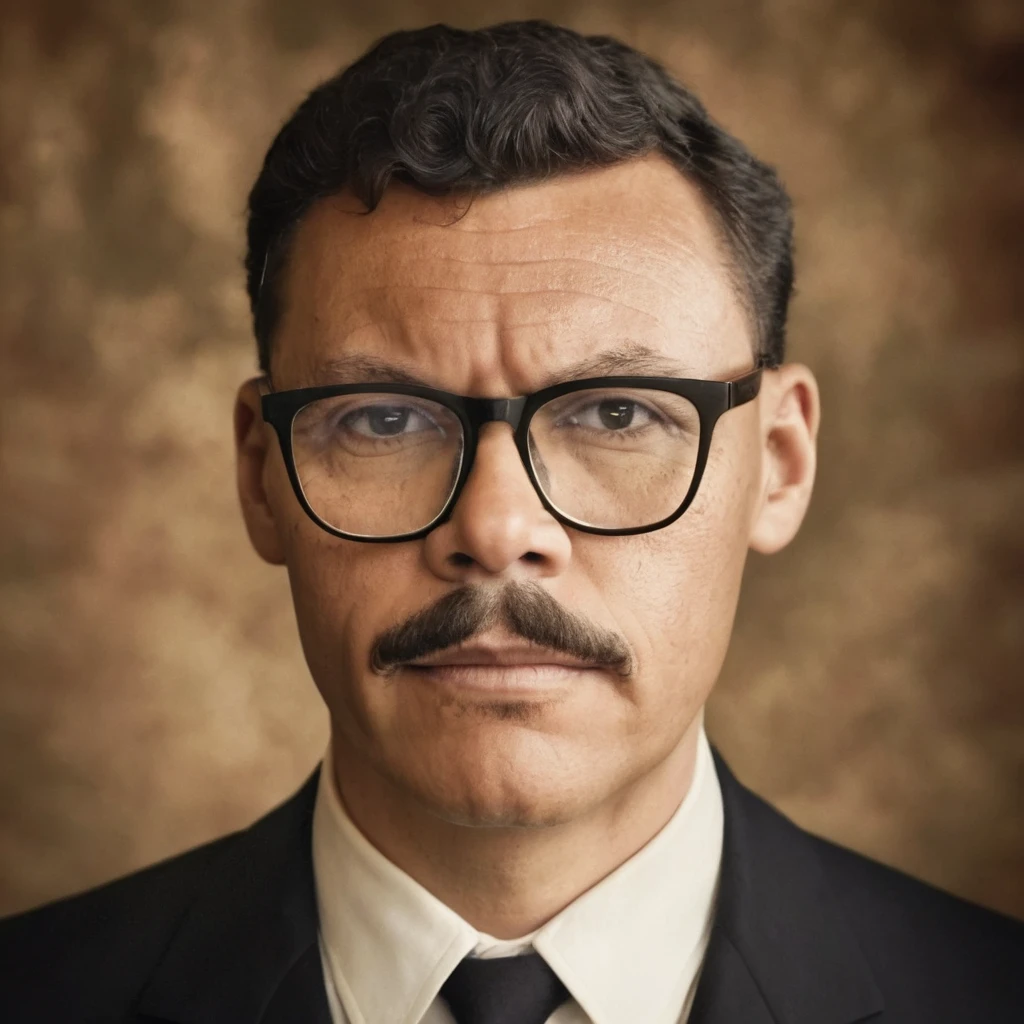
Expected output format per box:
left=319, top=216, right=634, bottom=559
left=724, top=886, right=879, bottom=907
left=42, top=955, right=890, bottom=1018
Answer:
left=234, top=377, right=288, bottom=566
left=748, top=364, right=821, bottom=555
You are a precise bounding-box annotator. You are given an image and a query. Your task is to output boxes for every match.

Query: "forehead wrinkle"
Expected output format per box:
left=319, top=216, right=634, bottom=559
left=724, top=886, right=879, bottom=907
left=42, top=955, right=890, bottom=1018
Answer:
left=296, top=188, right=741, bottom=339
left=305, top=157, right=733, bottom=288
left=342, top=232, right=721, bottom=295
left=415, top=234, right=702, bottom=272
left=319, top=199, right=728, bottom=292
left=314, top=262, right=680, bottom=349
left=318, top=310, right=651, bottom=339
left=297, top=270, right=736, bottom=390
left=328, top=284, right=670, bottom=325
left=332, top=246, right=735, bottom=340
left=331, top=255, right=717, bottom=325
left=287, top=273, right=741, bottom=391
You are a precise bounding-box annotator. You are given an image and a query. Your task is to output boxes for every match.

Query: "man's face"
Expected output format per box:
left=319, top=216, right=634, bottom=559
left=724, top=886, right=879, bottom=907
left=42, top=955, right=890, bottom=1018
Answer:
left=242, top=156, right=782, bottom=829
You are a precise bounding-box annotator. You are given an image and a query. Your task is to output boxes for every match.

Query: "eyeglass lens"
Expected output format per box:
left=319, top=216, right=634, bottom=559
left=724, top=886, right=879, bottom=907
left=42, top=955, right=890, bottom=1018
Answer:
left=290, top=388, right=702, bottom=537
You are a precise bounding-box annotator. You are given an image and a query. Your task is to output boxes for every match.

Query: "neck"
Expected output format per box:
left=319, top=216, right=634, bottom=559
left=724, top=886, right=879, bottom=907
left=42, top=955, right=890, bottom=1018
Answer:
left=328, top=717, right=703, bottom=940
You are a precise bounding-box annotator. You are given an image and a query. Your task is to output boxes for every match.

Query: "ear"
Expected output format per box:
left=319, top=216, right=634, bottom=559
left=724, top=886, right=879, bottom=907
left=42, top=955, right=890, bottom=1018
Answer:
left=748, top=363, right=821, bottom=555
left=234, top=377, right=287, bottom=565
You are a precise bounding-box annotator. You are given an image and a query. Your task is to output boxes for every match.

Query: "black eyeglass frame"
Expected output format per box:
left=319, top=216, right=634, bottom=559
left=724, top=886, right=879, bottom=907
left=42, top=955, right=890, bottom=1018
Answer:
left=260, top=367, right=763, bottom=542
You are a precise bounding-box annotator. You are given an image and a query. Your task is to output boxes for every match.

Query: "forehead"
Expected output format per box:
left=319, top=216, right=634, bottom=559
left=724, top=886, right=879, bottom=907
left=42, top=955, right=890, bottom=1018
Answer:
left=272, top=154, right=753, bottom=390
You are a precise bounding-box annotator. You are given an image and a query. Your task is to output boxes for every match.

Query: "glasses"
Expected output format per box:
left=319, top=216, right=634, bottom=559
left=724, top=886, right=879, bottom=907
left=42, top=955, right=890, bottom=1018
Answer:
left=260, top=368, right=763, bottom=542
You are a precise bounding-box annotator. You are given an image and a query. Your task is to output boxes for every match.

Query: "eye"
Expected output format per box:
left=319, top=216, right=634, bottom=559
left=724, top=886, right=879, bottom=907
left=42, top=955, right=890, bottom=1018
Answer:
left=563, top=397, right=663, bottom=432
left=340, top=402, right=442, bottom=438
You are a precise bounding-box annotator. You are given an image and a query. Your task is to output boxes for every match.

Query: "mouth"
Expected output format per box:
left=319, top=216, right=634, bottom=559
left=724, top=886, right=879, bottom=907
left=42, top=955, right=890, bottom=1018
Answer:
left=397, top=630, right=607, bottom=695
left=403, top=661, right=596, bottom=695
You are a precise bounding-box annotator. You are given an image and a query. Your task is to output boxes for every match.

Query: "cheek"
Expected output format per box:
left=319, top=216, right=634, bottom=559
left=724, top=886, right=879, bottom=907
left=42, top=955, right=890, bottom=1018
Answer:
left=280, top=525, right=405, bottom=719
left=611, top=538, right=724, bottom=703
left=587, top=462, right=756, bottom=719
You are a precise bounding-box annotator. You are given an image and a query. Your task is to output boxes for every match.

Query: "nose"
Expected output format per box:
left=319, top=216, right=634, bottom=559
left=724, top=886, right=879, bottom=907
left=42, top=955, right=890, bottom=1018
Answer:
left=421, top=422, right=572, bottom=582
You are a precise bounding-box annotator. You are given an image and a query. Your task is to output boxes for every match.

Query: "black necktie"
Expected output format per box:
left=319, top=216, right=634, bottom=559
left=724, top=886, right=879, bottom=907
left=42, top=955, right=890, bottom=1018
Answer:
left=439, top=951, right=571, bottom=1024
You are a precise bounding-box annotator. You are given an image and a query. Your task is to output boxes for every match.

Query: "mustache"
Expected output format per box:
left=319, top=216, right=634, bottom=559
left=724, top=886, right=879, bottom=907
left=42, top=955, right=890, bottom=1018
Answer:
left=369, top=580, right=633, bottom=678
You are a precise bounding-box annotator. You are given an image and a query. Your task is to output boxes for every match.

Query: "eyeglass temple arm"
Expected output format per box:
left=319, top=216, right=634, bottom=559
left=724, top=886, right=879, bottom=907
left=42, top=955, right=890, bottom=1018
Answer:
left=728, top=367, right=763, bottom=407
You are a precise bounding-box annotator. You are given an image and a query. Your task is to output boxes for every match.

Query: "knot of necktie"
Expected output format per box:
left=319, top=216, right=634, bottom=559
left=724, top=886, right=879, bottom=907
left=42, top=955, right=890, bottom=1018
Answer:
left=439, top=951, right=571, bottom=1024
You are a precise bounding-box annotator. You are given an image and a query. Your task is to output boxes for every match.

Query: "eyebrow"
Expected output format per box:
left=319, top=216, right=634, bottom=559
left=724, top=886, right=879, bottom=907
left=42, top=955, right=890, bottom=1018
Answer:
left=305, top=344, right=692, bottom=391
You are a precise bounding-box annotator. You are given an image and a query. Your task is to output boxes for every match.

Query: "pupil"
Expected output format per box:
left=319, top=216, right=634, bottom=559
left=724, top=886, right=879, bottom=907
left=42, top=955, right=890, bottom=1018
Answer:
left=599, top=400, right=634, bottom=429
left=367, top=406, right=409, bottom=436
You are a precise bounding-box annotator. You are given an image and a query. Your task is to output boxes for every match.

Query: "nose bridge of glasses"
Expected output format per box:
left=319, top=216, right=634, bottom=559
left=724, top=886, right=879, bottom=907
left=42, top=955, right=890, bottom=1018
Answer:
left=460, top=395, right=536, bottom=494
left=467, top=395, right=530, bottom=432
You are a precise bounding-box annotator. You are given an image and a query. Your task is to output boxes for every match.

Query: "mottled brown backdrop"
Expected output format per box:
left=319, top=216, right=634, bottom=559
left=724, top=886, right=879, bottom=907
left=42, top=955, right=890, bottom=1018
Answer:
left=1, top=0, right=1022, bottom=918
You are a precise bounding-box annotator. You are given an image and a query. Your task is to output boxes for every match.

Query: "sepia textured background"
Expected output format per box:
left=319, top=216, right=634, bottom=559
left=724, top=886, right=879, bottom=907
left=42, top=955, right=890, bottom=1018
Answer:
left=1, top=0, right=1022, bottom=919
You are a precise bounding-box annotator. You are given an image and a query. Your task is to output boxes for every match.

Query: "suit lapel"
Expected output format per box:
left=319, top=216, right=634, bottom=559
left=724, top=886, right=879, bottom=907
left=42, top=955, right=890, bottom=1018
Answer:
left=135, top=767, right=331, bottom=1024
left=689, top=932, right=776, bottom=1024
left=259, top=941, right=333, bottom=1024
left=689, top=752, right=885, bottom=1024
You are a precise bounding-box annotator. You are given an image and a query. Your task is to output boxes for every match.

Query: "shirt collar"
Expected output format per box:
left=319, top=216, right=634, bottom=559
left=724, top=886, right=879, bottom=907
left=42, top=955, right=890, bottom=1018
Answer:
left=312, top=724, right=723, bottom=1024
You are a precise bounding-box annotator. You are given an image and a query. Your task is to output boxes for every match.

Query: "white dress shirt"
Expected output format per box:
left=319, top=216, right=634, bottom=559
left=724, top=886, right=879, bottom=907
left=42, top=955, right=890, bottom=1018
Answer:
left=312, top=724, right=724, bottom=1024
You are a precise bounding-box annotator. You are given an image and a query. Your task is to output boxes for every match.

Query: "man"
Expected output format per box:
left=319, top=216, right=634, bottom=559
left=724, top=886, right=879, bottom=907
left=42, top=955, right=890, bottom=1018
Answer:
left=1, top=18, right=1021, bottom=1024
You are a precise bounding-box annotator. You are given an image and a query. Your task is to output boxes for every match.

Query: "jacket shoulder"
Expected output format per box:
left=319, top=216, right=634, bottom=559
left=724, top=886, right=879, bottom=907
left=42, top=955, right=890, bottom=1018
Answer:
left=808, top=828, right=1024, bottom=1016
left=0, top=828, right=241, bottom=1019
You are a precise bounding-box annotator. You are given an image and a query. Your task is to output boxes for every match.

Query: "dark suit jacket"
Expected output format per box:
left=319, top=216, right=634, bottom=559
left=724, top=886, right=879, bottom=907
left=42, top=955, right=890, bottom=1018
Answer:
left=1, top=752, right=1022, bottom=1023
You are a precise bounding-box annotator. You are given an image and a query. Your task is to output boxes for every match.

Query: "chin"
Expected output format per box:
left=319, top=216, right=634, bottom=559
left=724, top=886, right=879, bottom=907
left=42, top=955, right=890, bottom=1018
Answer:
left=397, top=744, right=593, bottom=830
left=427, top=792, right=577, bottom=830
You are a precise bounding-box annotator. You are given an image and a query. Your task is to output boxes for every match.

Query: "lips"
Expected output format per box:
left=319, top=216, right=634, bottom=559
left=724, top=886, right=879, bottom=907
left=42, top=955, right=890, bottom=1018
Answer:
left=404, top=661, right=595, bottom=696
left=404, top=644, right=599, bottom=670
left=400, top=633, right=605, bottom=697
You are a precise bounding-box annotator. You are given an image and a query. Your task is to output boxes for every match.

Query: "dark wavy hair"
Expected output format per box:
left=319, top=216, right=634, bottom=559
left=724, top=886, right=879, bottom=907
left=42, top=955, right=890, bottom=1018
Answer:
left=245, top=20, right=794, bottom=373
